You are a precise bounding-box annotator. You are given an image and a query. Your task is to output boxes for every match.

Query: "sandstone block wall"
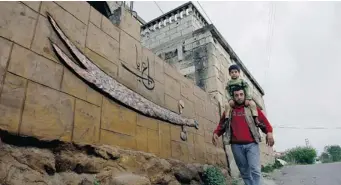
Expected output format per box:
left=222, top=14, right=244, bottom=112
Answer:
left=0, top=1, right=227, bottom=167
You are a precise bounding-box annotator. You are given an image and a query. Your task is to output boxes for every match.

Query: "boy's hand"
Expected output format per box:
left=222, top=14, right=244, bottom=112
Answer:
left=228, top=100, right=235, bottom=107
left=245, top=99, right=250, bottom=106
left=212, top=133, right=219, bottom=146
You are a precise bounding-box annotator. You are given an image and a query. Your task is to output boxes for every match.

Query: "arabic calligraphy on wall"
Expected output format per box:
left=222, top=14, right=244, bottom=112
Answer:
left=121, top=46, right=155, bottom=90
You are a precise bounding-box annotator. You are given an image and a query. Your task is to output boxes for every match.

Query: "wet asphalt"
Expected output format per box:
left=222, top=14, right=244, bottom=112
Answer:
left=271, top=162, right=341, bottom=185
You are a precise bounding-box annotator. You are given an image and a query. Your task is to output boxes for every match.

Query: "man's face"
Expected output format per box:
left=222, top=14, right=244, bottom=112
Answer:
left=229, top=69, right=240, bottom=79
left=233, top=89, right=245, bottom=105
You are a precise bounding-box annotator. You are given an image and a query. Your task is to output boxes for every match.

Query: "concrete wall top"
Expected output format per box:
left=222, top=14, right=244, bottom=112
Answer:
left=141, top=2, right=209, bottom=33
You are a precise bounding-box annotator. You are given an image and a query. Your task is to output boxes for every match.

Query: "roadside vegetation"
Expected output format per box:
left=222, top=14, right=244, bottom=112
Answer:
left=319, top=145, right=341, bottom=163
left=261, top=159, right=284, bottom=173
left=261, top=146, right=317, bottom=173
left=279, top=146, right=317, bottom=165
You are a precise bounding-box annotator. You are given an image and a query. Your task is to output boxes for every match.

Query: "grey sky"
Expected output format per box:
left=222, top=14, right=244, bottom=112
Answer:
left=134, top=1, right=341, bottom=153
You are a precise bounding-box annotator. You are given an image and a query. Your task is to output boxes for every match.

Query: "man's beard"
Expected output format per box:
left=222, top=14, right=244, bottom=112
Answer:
left=235, top=100, right=245, bottom=105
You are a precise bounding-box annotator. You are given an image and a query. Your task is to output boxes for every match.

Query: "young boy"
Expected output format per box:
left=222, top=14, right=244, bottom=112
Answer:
left=225, top=64, right=261, bottom=125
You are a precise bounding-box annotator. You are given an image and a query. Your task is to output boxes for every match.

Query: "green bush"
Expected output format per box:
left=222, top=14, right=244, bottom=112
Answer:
left=281, top=146, right=317, bottom=165
left=93, top=176, right=100, bottom=185
left=322, top=145, right=341, bottom=162
left=203, top=166, right=227, bottom=185
left=231, top=178, right=242, bottom=185
left=261, top=164, right=274, bottom=173
left=261, top=160, right=283, bottom=173
left=320, top=152, right=332, bottom=163
left=273, top=160, right=284, bottom=169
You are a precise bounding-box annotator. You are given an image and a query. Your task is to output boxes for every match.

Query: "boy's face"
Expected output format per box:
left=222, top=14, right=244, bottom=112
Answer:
left=229, top=69, right=240, bottom=79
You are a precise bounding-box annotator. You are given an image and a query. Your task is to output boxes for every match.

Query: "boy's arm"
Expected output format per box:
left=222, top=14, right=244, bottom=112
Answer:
left=213, top=111, right=226, bottom=137
left=257, top=108, right=273, bottom=134
left=242, top=79, right=252, bottom=100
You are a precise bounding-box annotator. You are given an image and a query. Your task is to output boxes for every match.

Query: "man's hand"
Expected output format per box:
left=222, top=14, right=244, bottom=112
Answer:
left=245, top=99, right=250, bottom=106
left=212, top=133, right=219, bottom=146
left=228, top=100, right=235, bottom=108
left=266, top=133, right=275, bottom=147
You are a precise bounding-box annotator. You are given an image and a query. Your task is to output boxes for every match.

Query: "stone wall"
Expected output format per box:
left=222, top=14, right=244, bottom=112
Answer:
left=0, top=1, right=226, bottom=167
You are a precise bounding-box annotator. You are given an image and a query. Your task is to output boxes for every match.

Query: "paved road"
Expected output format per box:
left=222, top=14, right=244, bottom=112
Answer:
left=272, top=162, right=341, bottom=185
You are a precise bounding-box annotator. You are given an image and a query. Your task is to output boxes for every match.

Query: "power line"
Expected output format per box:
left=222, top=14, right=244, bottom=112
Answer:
left=154, top=1, right=164, bottom=14
left=273, top=125, right=341, bottom=130
left=262, top=2, right=277, bottom=88
left=265, top=2, right=274, bottom=66
left=196, top=1, right=213, bottom=24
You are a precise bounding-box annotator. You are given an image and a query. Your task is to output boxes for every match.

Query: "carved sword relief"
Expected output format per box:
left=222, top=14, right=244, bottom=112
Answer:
left=46, top=13, right=198, bottom=141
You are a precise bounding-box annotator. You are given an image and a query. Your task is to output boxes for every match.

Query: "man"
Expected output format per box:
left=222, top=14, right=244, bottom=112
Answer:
left=212, top=86, right=274, bottom=185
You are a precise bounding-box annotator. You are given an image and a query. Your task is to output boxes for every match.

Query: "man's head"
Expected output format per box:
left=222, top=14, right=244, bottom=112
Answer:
left=233, top=86, right=245, bottom=105
left=228, top=64, right=240, bottom=79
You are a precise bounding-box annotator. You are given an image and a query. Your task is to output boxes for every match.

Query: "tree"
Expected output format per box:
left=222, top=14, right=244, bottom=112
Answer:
left=319, top=152, right=331, bottom=163
left=323, top=145, right=341, bottom=162
left=280, top=146, right=317, bottom=165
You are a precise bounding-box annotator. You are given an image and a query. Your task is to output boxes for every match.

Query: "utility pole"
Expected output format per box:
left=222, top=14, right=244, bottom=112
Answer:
left=305, top=138, right=310, bottom=147
left=130, top=1, right=134, bottom=12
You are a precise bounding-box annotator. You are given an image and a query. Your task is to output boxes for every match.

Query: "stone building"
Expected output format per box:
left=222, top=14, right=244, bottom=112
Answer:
left=140, top=2, right=266, bottom=111
left=140, top=2, right=274, bottom=168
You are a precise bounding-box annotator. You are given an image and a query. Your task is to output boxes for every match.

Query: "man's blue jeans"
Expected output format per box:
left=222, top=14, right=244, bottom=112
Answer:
left=231, top=143, right=261, bottom=185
